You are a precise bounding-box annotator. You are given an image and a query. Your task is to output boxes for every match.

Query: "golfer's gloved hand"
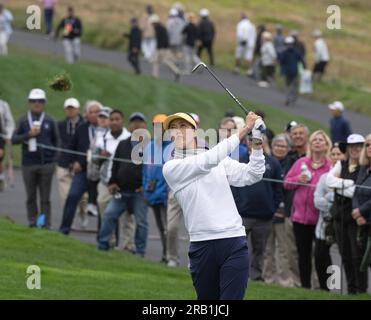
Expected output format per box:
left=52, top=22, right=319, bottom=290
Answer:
left=249, top=118, right=266, bottom=141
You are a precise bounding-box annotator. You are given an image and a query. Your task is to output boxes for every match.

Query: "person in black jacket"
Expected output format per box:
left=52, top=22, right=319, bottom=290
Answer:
left=98, top=112, right=149, bottom=256
left=197, top=9, right=215, bottom=66
left=326, top=133, right=366, bottom=294
left=231, top=137, right=283, bottom=281
left=182, top=12, right=200, bottom=73
left=124, top=17, right=142, bottom=74
left=55, top=6, right=83, bottom=64
left=12, top=89, right=59, bottom=228
left=59, top=101, right=102, bottom=234
left=56, top=98, right=85, bottom=219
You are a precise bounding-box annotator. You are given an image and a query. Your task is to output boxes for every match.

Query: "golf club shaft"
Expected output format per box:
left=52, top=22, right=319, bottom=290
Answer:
left=203, top=65, right=249, bottom=115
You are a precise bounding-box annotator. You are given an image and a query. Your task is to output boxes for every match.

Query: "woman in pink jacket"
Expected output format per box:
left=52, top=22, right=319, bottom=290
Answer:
left=284, top=130, right=332, bottom=288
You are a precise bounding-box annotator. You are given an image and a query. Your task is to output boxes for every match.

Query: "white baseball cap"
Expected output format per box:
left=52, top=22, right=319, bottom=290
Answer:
left=169, top=8, right=178, bottom=17
left=347, top=134, right=365, bottom=145
left=328, top=101, right=344, bottom=112
left=200, top=8, right=209, bottom=17
left=284, top=36, right=295, bottom=44
left=64, top=97, right=80, bottom=109
left=28, top=88, right=46, bottom=100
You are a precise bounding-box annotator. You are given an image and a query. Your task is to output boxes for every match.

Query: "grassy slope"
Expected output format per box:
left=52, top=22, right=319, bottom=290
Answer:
left=5, top=0, right=371, bottom=116
left=1, top=217, right=370, bottom=300
left=0, top=46, right=324, bottom=164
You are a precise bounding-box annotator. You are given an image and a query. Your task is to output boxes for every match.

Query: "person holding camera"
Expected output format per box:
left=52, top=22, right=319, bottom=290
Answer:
left=313, top=143, right=345, bottom=290
left=12, top=89, right=59, bottom=228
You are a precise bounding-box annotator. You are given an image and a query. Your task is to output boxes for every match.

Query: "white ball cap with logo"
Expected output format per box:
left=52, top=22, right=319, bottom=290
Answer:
left=199, top=8, right=209, bottom=17
left=347, top=134, right=365, bottom=145
left=64, top=97, right=80, bottom=109
left=28, top=88, right=46, bottom=100
left=328, top=101, right=344, bottom=112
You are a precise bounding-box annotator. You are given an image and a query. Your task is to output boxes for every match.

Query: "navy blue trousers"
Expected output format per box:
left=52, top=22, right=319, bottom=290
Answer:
left=188, top=236, right=249, bottom=300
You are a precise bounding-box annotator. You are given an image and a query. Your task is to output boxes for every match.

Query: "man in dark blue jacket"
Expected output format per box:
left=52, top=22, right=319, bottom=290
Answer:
left=328, top=101, right=352, bottom=144
left=279, top=36, right=305, bottom=107
left=56, top=97, right=85, bottom=217
left=59, top=101, right=101, bottom=234
left=12, top=89, right=59, bottom=228
left=231, top=138, right=283, bottom=281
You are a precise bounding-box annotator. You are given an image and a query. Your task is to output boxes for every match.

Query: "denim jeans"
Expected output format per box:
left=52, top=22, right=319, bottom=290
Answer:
left=44, top=8, right=54, bottom=35
left=98, top=192, right=148, bottom=255
left=59, top=172, right=88, bottom=234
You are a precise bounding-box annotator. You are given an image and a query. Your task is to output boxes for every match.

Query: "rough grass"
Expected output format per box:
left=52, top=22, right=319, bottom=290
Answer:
left=4, top=0, right=371, bottom=116
left=0, top=217, right=370, bottom=300
left=0, top=46, right=325, bottom=165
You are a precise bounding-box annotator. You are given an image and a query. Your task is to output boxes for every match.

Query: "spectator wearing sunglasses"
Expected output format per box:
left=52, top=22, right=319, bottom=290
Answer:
left=12, top=89, right=59, bottom=228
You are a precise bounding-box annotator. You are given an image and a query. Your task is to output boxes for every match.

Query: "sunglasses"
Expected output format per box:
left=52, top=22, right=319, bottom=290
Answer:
left=29, top=99, right=46, bottom=103
left=366, top=143, right=371, bottom=148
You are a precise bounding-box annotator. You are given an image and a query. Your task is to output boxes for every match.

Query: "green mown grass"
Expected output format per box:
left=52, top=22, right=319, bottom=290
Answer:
left=0, top=46, right=325, bottom=165
left=0, top=217, right=369, bottom=300
left=6, top=0, right=371, bottom=117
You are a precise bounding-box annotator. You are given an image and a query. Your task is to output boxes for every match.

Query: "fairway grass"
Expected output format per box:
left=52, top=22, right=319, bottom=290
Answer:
left=0, top=218, right=370, bottom=300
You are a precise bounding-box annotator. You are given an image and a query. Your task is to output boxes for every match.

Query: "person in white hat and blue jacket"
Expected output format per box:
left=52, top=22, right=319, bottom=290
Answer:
left=328, top=101, right=352, bottom=144
left=162, top=111, right=265, bottom=300
left=12, top=88, right=59, bottom=228
left=56, top=97, right=85, bottom=219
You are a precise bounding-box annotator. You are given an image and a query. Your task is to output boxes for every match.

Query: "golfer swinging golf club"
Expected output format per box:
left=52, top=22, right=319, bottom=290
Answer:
left=162, top=111, right=266, bottom=300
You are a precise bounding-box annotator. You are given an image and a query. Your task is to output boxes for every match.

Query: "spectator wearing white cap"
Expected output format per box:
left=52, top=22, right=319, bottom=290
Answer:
left=234, top=13, right=256, bottom=75
left=197, top=8, right=215, bottom=66
left=313, top=29, right=330, bottom=81
left=258, top=31, right=277, bottom=87
left=279, top=36, right=305, bottom=106
left=328, top=101, right=352, bottom=144
left=12, top=89, right=59, bottom=228
left=166, top=7, right=185, bottom=62
left=326, top=133, right=367, bottom=294
left=59, top=100, right=102, bottom=234
left=56, top=97, right=85, bottom=225
left=85, top=106, right=113, bottom=218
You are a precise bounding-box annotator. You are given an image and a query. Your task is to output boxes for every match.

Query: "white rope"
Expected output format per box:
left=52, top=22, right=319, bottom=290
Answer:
left=15, top=141, right=371, bottom=191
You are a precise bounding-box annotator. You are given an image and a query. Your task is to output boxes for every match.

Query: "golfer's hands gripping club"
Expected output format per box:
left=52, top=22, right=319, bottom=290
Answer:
left=238, top=112, right=266, bottom=148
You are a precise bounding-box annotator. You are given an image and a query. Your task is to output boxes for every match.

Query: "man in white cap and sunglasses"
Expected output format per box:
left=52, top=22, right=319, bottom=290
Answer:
left=162, top=111, right=266, bottom=300
left=12, top=89, right=59, bottom=228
